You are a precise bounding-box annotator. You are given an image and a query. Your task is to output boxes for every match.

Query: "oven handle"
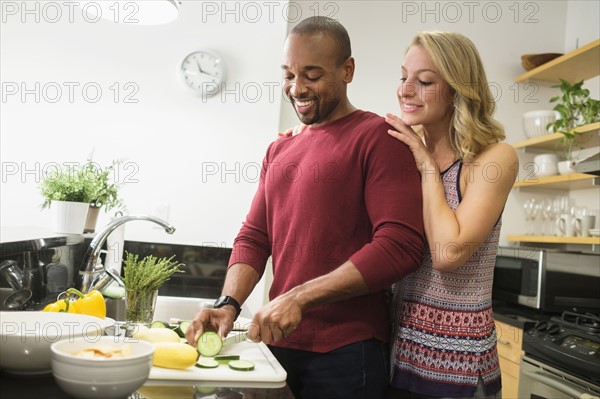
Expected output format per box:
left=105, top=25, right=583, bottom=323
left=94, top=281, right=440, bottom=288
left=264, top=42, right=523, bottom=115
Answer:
left=521, top=370, right=597, bottom=399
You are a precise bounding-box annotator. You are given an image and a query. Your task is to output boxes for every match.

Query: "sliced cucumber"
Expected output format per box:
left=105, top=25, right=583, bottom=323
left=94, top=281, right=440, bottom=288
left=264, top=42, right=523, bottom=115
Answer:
left=229, top=359, right=255, bottom=371
left=196, top=331, right=223, bottom=357
left=174, top=321, right=192, bottom=338
left=150, top=320, right=170, bottom=329
left=195, top=357, right=220, bottom=368
left=214, top=354, right=240, bottom=364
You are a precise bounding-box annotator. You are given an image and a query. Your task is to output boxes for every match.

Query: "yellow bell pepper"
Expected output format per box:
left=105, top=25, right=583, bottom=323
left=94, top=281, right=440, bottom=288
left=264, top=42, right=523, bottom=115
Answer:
left=41, top=298, right=76, bottom=313
left=65, top=288, right=106, bottom=319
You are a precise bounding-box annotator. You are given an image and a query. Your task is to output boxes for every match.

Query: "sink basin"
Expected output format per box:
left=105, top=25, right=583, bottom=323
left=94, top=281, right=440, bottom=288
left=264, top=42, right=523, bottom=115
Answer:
left=153, top=296, right=214, bottom=323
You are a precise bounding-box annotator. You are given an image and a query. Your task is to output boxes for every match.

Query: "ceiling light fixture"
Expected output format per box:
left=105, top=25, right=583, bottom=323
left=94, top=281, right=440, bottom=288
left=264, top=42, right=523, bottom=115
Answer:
left=78, top=0, right=180, bottom=26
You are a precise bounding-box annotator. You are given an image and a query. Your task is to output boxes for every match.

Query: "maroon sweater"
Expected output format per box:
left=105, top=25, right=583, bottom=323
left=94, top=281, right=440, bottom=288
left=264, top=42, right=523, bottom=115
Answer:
left=229, top=110, right=424, bottom=352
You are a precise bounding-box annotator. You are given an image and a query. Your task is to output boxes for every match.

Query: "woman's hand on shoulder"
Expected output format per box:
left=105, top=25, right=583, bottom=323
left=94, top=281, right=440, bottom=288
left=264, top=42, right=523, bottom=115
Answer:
left=278, top=124, right=306, bottom=138
left=385, top=113, right=435, bottom=172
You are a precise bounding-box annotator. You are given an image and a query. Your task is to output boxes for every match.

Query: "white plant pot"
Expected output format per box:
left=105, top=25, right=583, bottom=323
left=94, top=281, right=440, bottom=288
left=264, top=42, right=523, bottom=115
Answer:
left=557, top=160, right=577, bottom=175
left=50, top=201, right=90, bottom=234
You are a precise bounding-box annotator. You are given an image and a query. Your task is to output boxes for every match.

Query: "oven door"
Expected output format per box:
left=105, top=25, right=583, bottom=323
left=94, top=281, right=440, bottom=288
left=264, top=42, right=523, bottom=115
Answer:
left=519, top=356, right=600, bottom=399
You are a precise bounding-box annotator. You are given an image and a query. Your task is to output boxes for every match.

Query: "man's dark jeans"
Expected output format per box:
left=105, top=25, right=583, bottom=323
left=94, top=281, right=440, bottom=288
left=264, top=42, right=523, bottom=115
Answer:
left=270, top=339, right=389, bottom=399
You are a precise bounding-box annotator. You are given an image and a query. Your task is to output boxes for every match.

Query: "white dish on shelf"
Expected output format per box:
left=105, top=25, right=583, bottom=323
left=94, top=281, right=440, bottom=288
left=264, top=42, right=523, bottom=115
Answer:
left=522, top=110, right=560, bottom=139
left=589, top=229, right=600, bottom=237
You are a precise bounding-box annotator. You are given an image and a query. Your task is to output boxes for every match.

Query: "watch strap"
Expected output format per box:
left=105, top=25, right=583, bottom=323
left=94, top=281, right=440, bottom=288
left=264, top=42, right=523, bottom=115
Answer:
left=214, top=295, right=241, bottom=320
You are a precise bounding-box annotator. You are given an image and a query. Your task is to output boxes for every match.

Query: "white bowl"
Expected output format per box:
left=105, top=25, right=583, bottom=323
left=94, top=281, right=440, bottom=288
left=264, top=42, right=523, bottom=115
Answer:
left=0, top=311, right=105, bottom=375
left=523, top=110, right=560, bottom=139
left=51, top=336, right=155, bottom=399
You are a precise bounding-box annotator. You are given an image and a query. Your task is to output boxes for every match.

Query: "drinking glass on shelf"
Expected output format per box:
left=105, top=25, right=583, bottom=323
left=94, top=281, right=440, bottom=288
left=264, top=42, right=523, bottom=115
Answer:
left=531, top=200, right=541, bottom=235
left=523, top=199, right=533, bottom=235
left=523, top=198, right=539, bottom=235
left=543, top=198, right=557, bottom=236
left=541, top=199, right=551, bottom=236
left=550, top=197, right=561, bottom=236
left=559, top=196, right=575, bottom=216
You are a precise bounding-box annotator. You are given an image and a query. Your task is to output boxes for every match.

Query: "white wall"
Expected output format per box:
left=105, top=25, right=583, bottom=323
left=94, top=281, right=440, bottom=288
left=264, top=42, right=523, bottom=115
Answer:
left=1, top=0, right=289, bottom=247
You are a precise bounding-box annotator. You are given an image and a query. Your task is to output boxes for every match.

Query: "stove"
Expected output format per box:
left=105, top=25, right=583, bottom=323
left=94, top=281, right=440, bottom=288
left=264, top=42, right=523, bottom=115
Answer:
left=522, top=311, right=600, bottom=394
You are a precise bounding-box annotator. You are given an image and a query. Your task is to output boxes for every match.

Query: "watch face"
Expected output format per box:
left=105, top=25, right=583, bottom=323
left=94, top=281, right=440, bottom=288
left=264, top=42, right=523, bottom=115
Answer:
left=181, top=51, right=226, bottom=95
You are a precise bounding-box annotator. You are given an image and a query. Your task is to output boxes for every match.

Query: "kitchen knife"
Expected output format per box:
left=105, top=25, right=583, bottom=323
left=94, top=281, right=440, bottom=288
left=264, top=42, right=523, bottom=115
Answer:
left=169, top=317, right=248, bottom=332
left=222, top=331, right=249, bottom=347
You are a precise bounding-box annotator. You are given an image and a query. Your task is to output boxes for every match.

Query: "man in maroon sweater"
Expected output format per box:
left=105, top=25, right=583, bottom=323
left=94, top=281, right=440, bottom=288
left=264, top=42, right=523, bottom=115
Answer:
left=187, top=16, right=424, bottom=399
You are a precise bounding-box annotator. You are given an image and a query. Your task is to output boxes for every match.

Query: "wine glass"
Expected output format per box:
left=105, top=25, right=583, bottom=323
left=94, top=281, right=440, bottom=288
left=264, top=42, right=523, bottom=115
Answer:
left=541, top=199, right=550, bottom=236
left=530, top=200, right=541, bottom=235
left=523, top=199, right=536, bottom=235
left=544, top=199, right=557, bottom=236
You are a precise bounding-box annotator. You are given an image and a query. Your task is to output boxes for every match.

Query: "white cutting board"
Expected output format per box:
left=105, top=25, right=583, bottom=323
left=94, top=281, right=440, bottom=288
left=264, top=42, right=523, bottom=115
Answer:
left=148, top=336, right=287, bottom=383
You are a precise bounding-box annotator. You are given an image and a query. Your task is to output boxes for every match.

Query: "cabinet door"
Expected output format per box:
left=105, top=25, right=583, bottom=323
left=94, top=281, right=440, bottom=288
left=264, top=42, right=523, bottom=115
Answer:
left=499, top=360, right=520, bottom=399
left=495, top=320, right=523, bottom=364
left=495, top=321, right=524, bottom=399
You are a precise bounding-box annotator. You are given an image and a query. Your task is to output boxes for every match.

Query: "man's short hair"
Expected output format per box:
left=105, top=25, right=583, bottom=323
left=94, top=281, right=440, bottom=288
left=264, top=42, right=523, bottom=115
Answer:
left=290, top=16, right=351, bottom=65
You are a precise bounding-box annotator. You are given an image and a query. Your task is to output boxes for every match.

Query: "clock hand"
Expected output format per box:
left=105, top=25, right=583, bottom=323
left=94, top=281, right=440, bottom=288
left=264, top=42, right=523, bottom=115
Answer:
left=196, top=60, right=208, bottom=75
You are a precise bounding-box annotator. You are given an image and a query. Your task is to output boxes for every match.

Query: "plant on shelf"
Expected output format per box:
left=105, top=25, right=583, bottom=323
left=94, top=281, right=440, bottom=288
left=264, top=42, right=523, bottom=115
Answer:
left=547, top=79, right=600, bottom=161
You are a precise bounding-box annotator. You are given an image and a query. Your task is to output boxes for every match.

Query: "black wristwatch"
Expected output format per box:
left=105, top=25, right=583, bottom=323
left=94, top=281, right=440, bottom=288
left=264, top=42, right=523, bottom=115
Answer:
left=214, top=295, right=241, bottom=320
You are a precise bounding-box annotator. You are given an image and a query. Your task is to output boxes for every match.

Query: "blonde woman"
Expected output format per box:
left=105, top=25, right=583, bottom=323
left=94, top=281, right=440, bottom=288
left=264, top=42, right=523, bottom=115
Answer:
left=384, top=31, right=517, bottom=399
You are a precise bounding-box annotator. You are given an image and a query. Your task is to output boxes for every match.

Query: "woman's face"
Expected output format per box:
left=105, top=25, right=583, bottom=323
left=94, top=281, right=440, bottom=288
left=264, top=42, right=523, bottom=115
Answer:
left=397, top=45, right=454, bottom=130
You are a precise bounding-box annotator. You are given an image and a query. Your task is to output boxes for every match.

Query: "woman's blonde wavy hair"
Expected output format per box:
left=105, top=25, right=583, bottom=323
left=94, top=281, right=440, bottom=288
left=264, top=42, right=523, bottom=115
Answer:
left=410, top=31, right=505, bottom=160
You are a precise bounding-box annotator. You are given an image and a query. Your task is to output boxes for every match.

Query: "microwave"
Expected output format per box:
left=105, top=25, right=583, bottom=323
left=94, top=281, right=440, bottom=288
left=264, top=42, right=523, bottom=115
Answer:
left=493, top=246, right=600, bottom=313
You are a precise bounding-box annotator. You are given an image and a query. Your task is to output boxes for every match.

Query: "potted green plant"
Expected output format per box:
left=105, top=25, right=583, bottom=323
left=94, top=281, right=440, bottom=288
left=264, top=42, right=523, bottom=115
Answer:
left=40, top=157, right=124, bottom=234
left=547, top=79, right=600, bottom=174
left=40, top=163, right=96, bottom=234
left=82, top=159, right=124, bottom=233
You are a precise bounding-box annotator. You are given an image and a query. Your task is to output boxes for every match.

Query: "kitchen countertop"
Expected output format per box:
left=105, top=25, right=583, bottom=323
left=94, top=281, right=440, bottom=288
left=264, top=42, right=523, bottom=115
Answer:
left=493, top=301, right=551, bottom=329
left=0, top=372, right=296, bottom=399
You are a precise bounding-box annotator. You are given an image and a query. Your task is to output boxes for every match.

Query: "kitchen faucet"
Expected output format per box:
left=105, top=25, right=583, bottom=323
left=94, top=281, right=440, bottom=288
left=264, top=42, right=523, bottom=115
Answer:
left=77, top=215, right=176, bottom=294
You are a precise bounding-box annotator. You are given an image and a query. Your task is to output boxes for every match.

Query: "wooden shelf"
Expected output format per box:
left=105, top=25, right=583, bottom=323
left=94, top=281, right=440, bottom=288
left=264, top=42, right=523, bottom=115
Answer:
left=514, top=173, right=598, bottom=190
left=508, top=235, right=600, bottom=245
left=516, top=39, right=600, bottom=83
left=512, top=122, right=600, bottom=151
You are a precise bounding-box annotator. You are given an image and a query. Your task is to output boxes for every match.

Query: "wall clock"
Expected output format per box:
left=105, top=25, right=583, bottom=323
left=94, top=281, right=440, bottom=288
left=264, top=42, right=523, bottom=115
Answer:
left=181, top=50, right=226, bottom=97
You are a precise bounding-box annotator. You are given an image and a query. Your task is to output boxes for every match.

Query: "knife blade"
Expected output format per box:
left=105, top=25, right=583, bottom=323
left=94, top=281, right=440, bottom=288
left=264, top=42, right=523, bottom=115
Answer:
left=222, top=331, right=249, bottom=347
left=169, top=317, right=248, bottom=332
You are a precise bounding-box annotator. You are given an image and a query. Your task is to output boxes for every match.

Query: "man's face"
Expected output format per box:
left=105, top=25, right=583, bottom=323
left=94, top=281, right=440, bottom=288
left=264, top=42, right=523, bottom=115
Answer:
left=281, top=33, right=353, bottom=126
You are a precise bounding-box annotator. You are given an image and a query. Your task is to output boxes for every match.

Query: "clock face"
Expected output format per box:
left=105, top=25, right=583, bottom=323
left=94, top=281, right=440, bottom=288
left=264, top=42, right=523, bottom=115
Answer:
left=181, top=51, right=226, bottom=96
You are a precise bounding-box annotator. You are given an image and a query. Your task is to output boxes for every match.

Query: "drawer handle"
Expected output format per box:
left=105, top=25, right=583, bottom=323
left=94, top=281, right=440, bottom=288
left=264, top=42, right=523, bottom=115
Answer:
left=497, top=338, right=511, bottom=346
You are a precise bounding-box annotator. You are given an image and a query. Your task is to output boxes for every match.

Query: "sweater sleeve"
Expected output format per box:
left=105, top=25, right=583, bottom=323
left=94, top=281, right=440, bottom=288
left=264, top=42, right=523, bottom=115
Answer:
left=228, top=144, right=273, bottom=277
left=349, top=123, right=425, bottom=293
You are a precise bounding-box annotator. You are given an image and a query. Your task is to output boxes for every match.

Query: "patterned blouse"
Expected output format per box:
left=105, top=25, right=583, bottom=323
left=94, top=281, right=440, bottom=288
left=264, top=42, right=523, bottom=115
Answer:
left=390, top=160, right=502, bottom=397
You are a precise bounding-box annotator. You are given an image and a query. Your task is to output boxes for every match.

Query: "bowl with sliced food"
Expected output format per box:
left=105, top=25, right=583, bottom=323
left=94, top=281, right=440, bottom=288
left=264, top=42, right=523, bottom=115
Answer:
left=50, top=335, right=155, bottom=399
